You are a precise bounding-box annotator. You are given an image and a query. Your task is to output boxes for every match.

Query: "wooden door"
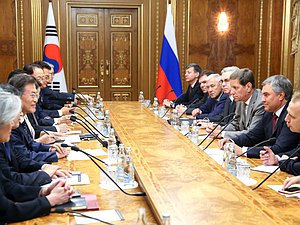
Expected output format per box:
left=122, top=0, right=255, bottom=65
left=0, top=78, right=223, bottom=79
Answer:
left=70, top=7, right=138, bottom=101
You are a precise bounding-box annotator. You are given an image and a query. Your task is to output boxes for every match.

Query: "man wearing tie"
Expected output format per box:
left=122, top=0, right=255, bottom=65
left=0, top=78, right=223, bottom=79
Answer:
left=219, top=75, right=300, bottom=158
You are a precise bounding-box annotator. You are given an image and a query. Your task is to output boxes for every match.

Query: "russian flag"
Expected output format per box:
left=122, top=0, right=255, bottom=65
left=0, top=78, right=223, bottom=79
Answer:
left=43, top=1, right=67, bottom=92
left=156, top=4, right=182, bottom=103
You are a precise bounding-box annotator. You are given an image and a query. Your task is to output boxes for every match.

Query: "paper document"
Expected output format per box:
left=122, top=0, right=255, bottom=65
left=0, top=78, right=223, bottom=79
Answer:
left=204, top=148, right=224, bottom=165
left=75, top=209, right=124, bottom=224
left=67, top=149, right=107, bottom=161
left=65, top=130, right=82, bottom=135
left=63, top=135, right=81, bottom=143
left=251, top=165, right=279, bottom=174
left=268, top=184, right=300, bottom=198
left=66, top=173, right=90, bottom=185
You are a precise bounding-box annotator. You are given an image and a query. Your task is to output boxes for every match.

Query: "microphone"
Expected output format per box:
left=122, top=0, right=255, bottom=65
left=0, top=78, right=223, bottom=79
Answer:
left=69, top=110, right=108, bottom=138
left=73, top=103, right=97, bottom=123
left=201, top=115, right=236, bottom=151
left=61, top=143, right=107, bottom=165
left=236, top=137, right=277, bottom=158
left=252, top=146, right=300, bottom=190
left=64, top=144, right=146, bottom=196
left=178, top=98, right=199, bottom=119
left=160, top=92, right=185, bottom=118
left=70, top=116, right=108, bottom=148
left=159, top=89, right=174, bottom=104
left=147, top=85, right=162, bottom=108
left=52, top=208, right=114, bottom=225
left=198, top=112, right=235, bottom=147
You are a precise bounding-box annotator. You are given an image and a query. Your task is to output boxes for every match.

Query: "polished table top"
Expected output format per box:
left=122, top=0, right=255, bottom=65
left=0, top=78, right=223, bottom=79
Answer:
left=11, top=101, right=300, bottom=225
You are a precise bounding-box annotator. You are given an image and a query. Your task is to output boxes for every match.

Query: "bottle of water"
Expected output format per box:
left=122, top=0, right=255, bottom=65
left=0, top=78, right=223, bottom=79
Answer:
left=95, top=91, right=101, bottom=108
left=108, top=128, right=117, bottom=146
left=162, top=212, right=171, bottom=225
left=103, top=109, right=111, bottom=136
left=171, top=109, right=179, bottom=129
left=223, top=142, right=237, bottom=176
left=153, top=97, right=159, bottom=114
left=116, top=144, right=125, bottom=183
left=124, top=147, right=134, bottom=184
left=107, top=144, right=118, bottom=164
left=98, top=98, right=104, bottom=119
left=136, top=208, right=148, bottom=225
left=138, top=91, right=144, bottom=103
left=189, top=120, right=199, bottom=144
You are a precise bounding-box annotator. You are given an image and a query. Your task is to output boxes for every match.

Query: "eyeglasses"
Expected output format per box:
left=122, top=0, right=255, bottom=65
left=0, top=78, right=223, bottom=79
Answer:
left=29, top=93, right=40, bottom=99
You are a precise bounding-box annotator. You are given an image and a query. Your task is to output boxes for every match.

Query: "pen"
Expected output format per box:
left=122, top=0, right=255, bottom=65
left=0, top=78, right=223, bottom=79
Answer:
left=43, top=129, right=50, bottom=135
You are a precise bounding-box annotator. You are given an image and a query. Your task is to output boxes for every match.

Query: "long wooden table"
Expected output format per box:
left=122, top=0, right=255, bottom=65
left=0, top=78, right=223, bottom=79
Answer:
left=11, top=101, right=300, bottom=224
left=106, top=101, right=300, bottom=225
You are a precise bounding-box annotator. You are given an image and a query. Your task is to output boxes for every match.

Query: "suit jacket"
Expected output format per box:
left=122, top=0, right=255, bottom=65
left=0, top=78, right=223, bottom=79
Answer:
left=27, top=113, right=57, bottom=138
left=0, top=169, right=50, bottom=224
left=196, top=92, right=229, bottom=121
left=10, top=122, right=58, bottom=163
left=209, top=97, right=236, bottom=125
left=0, top=143, right=51, bottom=186
left=40, top=86, right=74, bottom=109
left=176, top=80, right=204, bottom=106
left=233, top=103, right=300, bottom=158
left=224, top=89, right=265, bottom=139
left=186, top=93, right=208, bottom=115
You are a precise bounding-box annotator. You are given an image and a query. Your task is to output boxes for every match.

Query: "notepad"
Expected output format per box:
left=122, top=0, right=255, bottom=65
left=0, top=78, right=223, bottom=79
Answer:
left=66, top=173, right=90, bottom=185
left=54, top=197, right=87, bottom=211
left=74, top=209, right=124, bottom=224
left=251, top=165, right=279, bottom=174
left=67, top=149, right=107, bottom=161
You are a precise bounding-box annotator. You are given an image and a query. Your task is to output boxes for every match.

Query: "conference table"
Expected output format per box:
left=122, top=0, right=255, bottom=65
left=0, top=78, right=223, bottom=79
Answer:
left=12, top=102, right=300, bottom=225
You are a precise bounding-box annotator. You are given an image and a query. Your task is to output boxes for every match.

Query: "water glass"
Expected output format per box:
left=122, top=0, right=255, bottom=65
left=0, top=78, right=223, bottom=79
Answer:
left=181, top=121, right=190, bottom=134
left=236, top=162, right=251, bottom=180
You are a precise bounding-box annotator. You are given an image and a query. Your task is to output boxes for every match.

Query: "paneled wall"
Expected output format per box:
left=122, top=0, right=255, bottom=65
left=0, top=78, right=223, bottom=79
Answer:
left=0, top=0, right=297, bottom=94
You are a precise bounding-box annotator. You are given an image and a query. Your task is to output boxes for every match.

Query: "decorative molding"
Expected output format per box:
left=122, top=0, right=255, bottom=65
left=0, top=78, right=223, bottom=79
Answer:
left=281, top=0, right=291, bottom=75
left=257, top=0, right=264, bottom=86
left=267, top=0, right=273, bottom=77
left=77, top=32, right=99, bottom=87
left=111, top=32, right=132, bottom=87
left=111, top=14, right=131, bottom=27
left=16, top=0, right=25, bottom=67
left=77, top=14, right=98, bottom=26
left=112, top=92, right=131, bottom=101
left=155, top=1, right=160, bottom=80
left=31, top=0, right=42, bottom=60
left=181, top=0, right=186, bottom=85
left=0, top=40, right=17, bottom=56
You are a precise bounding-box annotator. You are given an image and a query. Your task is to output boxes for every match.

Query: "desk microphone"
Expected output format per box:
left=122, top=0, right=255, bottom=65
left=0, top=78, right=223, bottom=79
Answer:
left=201, top=115, right=236, bottom=151
left=62, top=144, right=146, bottom=197
left=236, top=137, right=277, bottom=158
left=51, top=209, right=114, bottom=224
left=252, top=146, right=300, bottom=190
left=160, top=91, right=184, bottom=118
left=61, top=143, right=107, bottom=166
left=178, top=98, right=199, bottom=119
left=198, top=112, right=235, bottom=147
left=73, top=103, right=97, bottom=123
left=147, top=85, right=162, bottom=108
left=70, top=115, right=108, bottom=148
left=70, top=110, right=108, bottom=138
left=158, top=89, right=174, bottom=105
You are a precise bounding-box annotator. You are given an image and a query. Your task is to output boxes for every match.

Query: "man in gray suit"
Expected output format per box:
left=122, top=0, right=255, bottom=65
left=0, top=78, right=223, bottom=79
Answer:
left=208, top=68, right=265, bottom=139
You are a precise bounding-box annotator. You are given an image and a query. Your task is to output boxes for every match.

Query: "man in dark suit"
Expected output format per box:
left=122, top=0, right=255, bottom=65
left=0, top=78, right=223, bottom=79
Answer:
left=191, top=73, right=229, bottom=121
left=185, top=70, right=213, bottom=115
left=8, top=74, right=69, bottom=162
left=219, top=75, right=300, bottom=158
left=163, top=63, right=204, bottom=107
left=0, top=89, right=72, bottom=224
left=260, top=91, right=300, bottom=176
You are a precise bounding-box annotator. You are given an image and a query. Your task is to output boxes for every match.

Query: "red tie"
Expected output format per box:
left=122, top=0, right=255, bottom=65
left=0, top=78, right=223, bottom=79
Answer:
left=272, top=113, right=278, bottom=132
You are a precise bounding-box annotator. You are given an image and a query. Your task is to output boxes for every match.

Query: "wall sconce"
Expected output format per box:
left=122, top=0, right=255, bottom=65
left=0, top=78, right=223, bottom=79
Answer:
left=217, top=12, right=229, bottom=32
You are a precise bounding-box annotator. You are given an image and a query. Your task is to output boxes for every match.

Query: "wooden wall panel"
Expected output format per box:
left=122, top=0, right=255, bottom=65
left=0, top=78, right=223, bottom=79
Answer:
left=0, top=0, right=17, bottom=82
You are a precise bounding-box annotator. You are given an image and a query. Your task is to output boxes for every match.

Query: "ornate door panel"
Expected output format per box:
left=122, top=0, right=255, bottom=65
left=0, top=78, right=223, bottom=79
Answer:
left=70, top=7, right=138, bottom=101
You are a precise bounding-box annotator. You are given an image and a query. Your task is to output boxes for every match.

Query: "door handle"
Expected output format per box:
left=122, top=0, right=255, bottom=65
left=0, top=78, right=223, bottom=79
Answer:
left=100, top=59, right=104, bottom=77
left=106, top=59, right=110, bottom=77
